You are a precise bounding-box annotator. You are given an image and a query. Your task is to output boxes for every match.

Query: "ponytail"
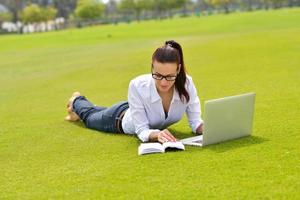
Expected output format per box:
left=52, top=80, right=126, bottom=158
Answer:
left=165, top=40, right=189, bottom=103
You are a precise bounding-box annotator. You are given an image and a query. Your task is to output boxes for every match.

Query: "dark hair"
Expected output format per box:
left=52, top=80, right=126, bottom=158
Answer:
left=152, top=40, right=190, bottom=103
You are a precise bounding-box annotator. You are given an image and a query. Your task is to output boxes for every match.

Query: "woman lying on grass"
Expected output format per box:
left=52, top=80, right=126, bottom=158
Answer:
left=65, top=40, right=203, bottom=143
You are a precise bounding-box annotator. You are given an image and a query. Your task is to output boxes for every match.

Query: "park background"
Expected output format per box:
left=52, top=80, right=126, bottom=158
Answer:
left=1, top=0, right=300, bottom=32
left=0, top=0, right=300, bottom=199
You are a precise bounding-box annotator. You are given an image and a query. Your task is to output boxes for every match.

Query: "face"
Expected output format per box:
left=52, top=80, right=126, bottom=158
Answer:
left=152, top=60, right=179, bottom=93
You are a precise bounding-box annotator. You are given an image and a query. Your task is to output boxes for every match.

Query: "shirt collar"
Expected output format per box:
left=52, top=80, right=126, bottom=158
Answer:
left=150, top=78, right=161, bottom=103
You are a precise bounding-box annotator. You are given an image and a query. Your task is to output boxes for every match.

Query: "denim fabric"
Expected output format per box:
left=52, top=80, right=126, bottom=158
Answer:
left=72, top=96, right=129, bottom=133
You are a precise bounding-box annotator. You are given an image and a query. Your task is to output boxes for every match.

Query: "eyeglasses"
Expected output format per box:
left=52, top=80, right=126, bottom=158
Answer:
left=152, top=73, right=177, bottom=81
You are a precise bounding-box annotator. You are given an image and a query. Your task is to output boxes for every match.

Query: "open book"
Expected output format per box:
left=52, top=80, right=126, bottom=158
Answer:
left=138, top=141, right=185, bottom=155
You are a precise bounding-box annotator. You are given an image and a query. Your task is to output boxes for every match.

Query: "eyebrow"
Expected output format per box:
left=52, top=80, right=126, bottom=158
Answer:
left=153, top=72, right=177, bottom=76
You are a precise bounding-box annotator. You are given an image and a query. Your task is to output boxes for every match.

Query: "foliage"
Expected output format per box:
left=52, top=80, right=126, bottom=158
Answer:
left=20, top=4, right=43, bottom=24
left=42, top=6, right=58, bottom=22
left=0, top=12, right=12, bottom=24
left=75, top=0, right=105, bottom=20
left=20, top=4, right=57, bottom=24
left=205, top=0, right=235, bottom=13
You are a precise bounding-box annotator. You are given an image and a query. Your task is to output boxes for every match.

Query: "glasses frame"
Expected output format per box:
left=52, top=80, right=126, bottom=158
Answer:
left=151, top=64, right=179, bottom=81
left=151, top=73, right=177, bottom=81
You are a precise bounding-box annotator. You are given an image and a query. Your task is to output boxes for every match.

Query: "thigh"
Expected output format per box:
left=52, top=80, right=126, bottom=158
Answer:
left=100, top=101, right=128, bottom=118
left=85, top=101, right=128, bottom=133
left=85, top=110, right=116, bottom=133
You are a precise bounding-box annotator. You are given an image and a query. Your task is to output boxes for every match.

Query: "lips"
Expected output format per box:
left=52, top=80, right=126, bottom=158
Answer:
left=160, top=86, right=168, bottom=89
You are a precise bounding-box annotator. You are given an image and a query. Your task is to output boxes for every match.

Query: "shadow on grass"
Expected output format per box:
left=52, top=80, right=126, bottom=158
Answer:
left=70, top=121, right=86, bottom=129
left=169, top=128, right=268, bottom=153
left=205, top=135, right=268, bottom=153
left=69, top=120, right=140, bottom=143
left=68, top=124, right=268, bottom=153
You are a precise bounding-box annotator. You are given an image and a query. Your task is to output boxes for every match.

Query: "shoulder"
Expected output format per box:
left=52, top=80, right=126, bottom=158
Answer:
left=185, top=74, right=196, bottom=89
left=185, top=74, right=199, bottom=99
left=129, top=74, right=152, bottom=88
left=128, top=74, right=152, bottom=98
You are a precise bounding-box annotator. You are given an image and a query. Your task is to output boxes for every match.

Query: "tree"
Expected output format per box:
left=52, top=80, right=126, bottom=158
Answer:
left=259, top=0, right=272, bottom=9
left=0, top=0, right=25, bottom=22
left=152, top=0, right=169, bottom=19
left=20, top=4, right=43, bottom=24
left=239, top=0, right=256, bottom=11
left=20, top=4, right=57, bottom=24
left=167, top=0, right=188, bottom=9
left=42, top=6, right=57, bottom=22
left=118, top=0, right=135, bottom=17
left=104, top=0, right=118, bottom=22
left=118, top=0, right=149, bottom=21
left=53, top=0, right=77, bottom=19
left=269, top=0, right=286, bottom=8
left=165, top=0, right=189, bottom=17
left=135, top=0, right=148, bottom=20
left=0, top=11, right=12, bottom=27
left=205, top=0, right=235, bottom=13
left=196, top=0, right=211, bottom=15
left=75, top=0, right=105, bottom=21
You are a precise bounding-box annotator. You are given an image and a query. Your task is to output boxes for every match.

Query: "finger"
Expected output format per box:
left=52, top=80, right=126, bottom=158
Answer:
left=158, top=135, right=167, bottom=143
left=160, top=132, right=171, bottom=142
left=167, top=133, right=177, bottom=141
left=161, top=132, right=173, bottom=142
left=162, top=137, right=168, bottom=143
left=163, top=130, right=177, bottom=141
left=159, top=133, right=167, bottom=142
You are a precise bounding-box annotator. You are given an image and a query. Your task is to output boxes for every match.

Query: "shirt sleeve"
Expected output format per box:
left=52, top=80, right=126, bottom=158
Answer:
left=185, top=77, right=203, bottom=133
left=128, top=80, right=160, bottom=142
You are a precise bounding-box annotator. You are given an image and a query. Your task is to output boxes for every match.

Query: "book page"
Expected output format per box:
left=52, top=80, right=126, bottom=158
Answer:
left=138, top=143, right=164, bottom=155
left=162, top=141, right=185, bottom=151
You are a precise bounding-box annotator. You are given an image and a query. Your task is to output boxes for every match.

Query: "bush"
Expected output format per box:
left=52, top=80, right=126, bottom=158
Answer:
left=75, top=0, right=104, bottom=21
left=42, top=7, right=57, bottom=22
left=21, top=4, right=57, bottom=24
left=21, top=4, right=43, bottom=24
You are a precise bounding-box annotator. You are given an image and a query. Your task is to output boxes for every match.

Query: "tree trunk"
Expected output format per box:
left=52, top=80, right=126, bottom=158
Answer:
left=224, top=2, right=230, bottom=14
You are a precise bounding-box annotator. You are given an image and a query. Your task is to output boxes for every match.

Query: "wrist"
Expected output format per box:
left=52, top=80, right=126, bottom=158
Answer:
left=149, top=131, right=159, bottom=142
left=196, top=123, right=203, bottom=134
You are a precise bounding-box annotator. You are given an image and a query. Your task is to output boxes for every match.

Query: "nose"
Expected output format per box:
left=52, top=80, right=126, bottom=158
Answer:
left=160, top=78, right=169, bottom=85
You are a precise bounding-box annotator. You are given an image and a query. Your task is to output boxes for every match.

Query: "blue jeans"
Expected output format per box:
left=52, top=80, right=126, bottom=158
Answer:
left=72, top=96, right=129, bottom=133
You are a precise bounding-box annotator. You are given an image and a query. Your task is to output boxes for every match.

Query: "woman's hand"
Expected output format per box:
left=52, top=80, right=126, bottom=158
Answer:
left=157, top=129, right=177, bottom=143
left=196, top=123, right=204, bottom=135
left=149, top=129, right=177, bottom=143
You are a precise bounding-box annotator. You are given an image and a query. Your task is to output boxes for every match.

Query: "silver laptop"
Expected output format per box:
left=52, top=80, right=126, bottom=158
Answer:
left=180, top=93, right=255, bottom=147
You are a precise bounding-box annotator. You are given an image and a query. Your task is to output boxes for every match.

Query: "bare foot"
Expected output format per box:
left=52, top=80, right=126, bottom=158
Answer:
left=65, top=92, right=81, bottom=122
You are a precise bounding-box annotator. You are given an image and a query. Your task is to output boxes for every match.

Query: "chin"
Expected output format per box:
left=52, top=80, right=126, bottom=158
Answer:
left=159, top=86, right=171, bottom=92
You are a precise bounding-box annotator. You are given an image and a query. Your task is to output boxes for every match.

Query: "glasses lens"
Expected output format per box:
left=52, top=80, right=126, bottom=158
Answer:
left=166, top=76, right=176, bottom=81
left=152, top=74, right=163, bottom=80
left=152, top=73, right=176, bottom=81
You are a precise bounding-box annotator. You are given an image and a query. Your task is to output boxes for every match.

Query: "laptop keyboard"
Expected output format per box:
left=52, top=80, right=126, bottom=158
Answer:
left=180, top=135, right=203, bottom=143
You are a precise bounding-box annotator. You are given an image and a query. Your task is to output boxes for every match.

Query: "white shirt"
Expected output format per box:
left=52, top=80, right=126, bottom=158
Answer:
left=122, top=74, right=203, bottom=142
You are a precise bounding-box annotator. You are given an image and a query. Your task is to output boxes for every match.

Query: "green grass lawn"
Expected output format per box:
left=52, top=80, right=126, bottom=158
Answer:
left=0, top=8, right=299, bottom=199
